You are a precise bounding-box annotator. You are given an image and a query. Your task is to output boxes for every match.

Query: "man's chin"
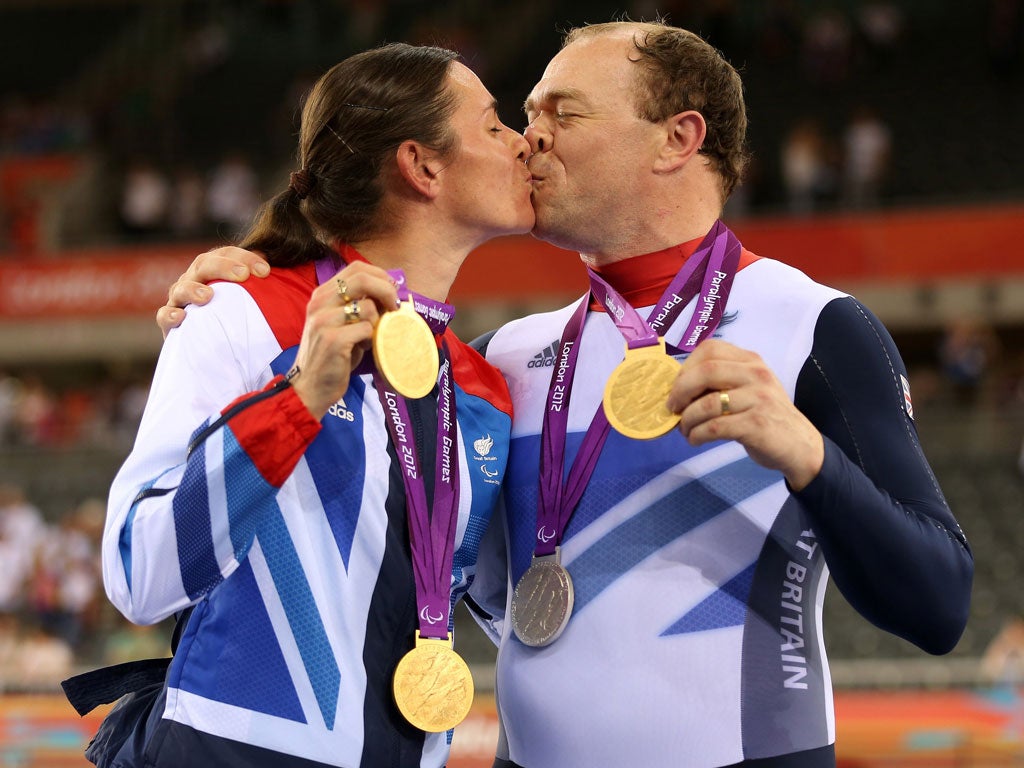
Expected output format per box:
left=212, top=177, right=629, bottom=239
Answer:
left=529, top=219, right=576, bottom=251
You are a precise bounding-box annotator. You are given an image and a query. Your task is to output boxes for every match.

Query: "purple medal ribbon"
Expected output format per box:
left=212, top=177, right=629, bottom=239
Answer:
left=314, top=253, right=343, bottom=285
left=315, top=253, right=459, bottom=639
left=314, top=254, right=456, bottom=370
left=533, top=220, right=742, bottom=558
left=373, top=348, right=459, bottom=640
left=389, top=269, right=455, bottom=336
left=588, top=219, right=741, bottom=355
left=535, top=296, right=611, bottom=557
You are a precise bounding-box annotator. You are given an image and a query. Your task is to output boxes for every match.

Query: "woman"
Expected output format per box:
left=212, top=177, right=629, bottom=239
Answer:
left=98, top=43, right=532, bottom=767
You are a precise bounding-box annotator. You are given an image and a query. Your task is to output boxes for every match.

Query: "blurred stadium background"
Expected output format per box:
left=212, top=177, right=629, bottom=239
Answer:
left=0, top=0, right=1022, bottom=765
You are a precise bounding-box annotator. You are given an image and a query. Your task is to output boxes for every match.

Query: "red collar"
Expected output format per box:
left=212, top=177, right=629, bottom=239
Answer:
left=588, top=237, right=758, bottom=311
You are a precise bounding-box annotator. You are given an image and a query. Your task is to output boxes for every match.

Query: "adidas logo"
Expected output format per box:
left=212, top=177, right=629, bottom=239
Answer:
left=527, top=340, right=560, bottom=368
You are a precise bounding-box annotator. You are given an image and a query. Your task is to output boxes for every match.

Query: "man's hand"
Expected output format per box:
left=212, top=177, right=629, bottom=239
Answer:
left=156, top=247, right=271, bottom=337
left=666, top=339, right=825, bottom=491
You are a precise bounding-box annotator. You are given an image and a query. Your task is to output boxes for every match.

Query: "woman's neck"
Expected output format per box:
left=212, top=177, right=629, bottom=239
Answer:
left=349, top=231, right=467, bottom=302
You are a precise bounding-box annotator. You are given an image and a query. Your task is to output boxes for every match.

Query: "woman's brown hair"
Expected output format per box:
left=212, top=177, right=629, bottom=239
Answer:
left=240, top=43, right=460, bottom=267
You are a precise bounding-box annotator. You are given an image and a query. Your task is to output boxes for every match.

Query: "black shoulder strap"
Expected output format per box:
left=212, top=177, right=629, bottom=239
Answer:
left=61, top=657, right=171, bottom=716
left=62, top=606, right=196, bottom=716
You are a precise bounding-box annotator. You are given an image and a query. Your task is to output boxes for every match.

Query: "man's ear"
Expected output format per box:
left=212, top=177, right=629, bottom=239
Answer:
left=395, top=139, right=443, bottom=198
left=654, top=110, right=706, bottom=174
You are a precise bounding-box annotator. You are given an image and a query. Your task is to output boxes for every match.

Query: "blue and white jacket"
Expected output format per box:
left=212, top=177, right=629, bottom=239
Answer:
left=471, top=242, right=973, bottom=768
left=103, top=259, right=512, bottom=768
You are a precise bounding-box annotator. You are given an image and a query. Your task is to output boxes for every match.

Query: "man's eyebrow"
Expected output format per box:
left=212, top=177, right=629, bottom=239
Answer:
left=523, top=88, right=588, bottom=114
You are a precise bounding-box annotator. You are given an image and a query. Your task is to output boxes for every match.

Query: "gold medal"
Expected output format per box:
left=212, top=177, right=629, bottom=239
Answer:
left=373, top=300, right=439, bottom=399
left=392, top=631, right=474, bottom=732
left=603, top=338, right=682, bottom=440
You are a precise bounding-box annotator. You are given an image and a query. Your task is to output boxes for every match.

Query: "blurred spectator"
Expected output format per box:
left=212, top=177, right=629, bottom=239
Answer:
left=205, top=151, right=261, bottom=238
left=0, top=369, right=153, bottom=451
left=11, top=375, right=59, bottom=446
left=111, top=376, right=151, bottom=445
left=781, top=118, right=836, bottom=213
left=0, top=484, right=45, bottom=614
left=31, top=499, right=104, bottom=651
left=981, top=617, right=1024, bottom=685
left=13, top=620, right=74, bottom=689
left=56, top=387, right=100, bottom=446
left=939, top=317, right=1000, bottom=407
left=0, top=613, right=18, bottom=684
left=184, top=18, right=231, bottom=75
left=119, top=160, right=170, bottom=241
left=856, top=1, right=905, bottom=61
left=841, top=105, right=892, bottom=208
left=168, top=166, right=208, bottom=239
left=802, top=9, right=853, bottom=87
left=0, top=371, right=18, bottom=443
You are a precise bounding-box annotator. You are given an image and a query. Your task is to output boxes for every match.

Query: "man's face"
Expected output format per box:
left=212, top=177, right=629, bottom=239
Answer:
left=438, top=62, right=535, bottom=245
left=524, top=31, right=665, bottom=256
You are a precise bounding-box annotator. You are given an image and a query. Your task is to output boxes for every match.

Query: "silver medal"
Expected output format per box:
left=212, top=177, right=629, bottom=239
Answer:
left=510, top=550, right=574, bottom=647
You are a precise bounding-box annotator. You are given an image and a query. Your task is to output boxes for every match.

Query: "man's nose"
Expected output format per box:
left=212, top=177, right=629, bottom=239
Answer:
left=523, top=122, right=548, bottom=154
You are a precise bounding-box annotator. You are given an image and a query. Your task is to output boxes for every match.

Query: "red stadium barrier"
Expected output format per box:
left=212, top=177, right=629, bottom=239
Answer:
left=1, top=202, right=1022, bottom=321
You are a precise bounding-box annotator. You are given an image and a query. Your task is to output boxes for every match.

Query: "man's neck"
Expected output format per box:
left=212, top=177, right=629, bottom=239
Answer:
left=577, top=206, right=721, bottom=269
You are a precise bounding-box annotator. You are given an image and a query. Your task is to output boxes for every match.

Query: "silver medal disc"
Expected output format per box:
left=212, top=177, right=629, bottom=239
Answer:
left=510, top=555, right=574, bottom=647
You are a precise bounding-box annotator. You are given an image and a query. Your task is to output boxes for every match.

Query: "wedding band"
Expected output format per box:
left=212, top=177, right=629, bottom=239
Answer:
left=719, top=391, right=731, bottom=416
left=342, top=300, right=361, bottom=324
left=336, top=278, right=351, bottom=303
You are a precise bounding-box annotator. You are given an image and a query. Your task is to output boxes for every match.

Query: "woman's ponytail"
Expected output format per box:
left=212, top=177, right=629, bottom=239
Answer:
left=238, top=174, right=331, bottom=268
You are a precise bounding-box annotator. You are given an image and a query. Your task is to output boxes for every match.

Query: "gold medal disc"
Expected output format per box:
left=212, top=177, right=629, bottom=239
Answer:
left=393, top=632, right=475, bottom=732
left=373, top=300, right=439, bottom=399
left=603, top=339, right=683, bottom=440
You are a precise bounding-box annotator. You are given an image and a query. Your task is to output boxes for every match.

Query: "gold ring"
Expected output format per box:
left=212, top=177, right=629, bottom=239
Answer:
left=342, top=300, right=361, bottom=324
left=719, top=391, right=731, bottom=416
left=336, top=278, right=351, bottom=303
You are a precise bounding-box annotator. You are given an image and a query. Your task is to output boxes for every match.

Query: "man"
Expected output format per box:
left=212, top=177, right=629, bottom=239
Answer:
left=162, top=21, right=972, bottom=768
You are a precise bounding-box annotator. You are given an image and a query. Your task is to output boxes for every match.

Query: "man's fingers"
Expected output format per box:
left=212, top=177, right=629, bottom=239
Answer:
left=668, top=358, right=745, bottom=413
left=678, top=389, right=738, bottom=433
left=156, top=306, right=185, bottom=338
left=188, top=248, right=268, bottom=283
left=168, top=279, right=213, bottom=310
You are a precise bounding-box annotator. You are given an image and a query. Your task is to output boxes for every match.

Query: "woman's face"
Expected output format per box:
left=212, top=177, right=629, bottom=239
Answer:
left=435, top=63, right=535, bottom=245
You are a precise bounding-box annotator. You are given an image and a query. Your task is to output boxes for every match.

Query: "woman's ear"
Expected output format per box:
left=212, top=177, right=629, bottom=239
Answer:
left=653, top=110, right=707, bottom=174
left=395, top=140, right=443, bottom=198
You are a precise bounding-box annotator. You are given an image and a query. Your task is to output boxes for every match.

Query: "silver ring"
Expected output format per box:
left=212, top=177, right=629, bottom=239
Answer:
left=719, top=391, right=731, bottom=416
left=342, top=300, right=361, bottom=324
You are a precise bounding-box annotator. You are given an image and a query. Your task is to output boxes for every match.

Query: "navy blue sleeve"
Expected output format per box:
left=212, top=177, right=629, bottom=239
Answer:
left=470, top=328, right=498, bottom=356
left=792, top=296, right=973, bottom=655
